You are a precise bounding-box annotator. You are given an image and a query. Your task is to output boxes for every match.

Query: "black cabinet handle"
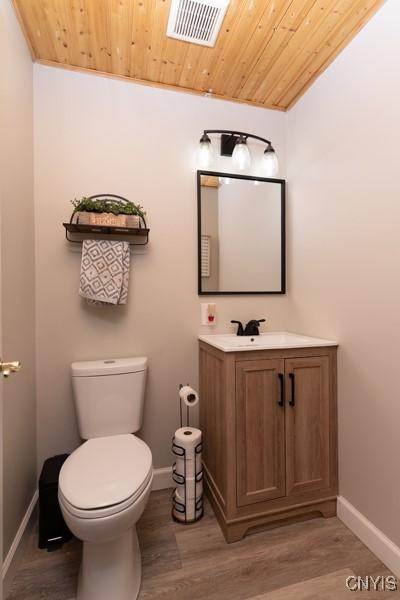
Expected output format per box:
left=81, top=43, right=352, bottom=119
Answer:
left=289, top=372, right=295, bottom=407
left=278, top=373, right=284, bottom=407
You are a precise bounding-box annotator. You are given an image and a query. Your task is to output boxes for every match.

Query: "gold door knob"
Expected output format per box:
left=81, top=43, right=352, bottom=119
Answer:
left=0, top=360, right=21, bottom=378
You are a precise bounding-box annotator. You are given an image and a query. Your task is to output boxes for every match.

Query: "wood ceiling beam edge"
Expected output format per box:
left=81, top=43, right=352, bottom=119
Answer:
left=285, top=0, right=385, bottom=109
left=34, top=58, right=287, bottom=112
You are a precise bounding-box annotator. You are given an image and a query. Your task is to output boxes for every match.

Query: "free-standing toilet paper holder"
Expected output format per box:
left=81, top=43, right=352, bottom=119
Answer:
left=171, top=443, right=203, bottom=523
left=171, top=384, right=204, bottom=524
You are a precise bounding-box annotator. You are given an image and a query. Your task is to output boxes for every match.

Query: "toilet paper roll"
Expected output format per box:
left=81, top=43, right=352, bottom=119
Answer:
left=173, top=490, right=203, bottom=522
left=179, top=385, right=199, bottom=408
left=173, top=427, right=202, bottom=458
left=173, top=505, right=202, bottom=523
left=175, top=478, right=203, bottom=501
left=174, top=454, right=202, bottom=479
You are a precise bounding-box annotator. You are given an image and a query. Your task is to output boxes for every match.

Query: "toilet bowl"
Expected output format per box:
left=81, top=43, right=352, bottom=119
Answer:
left=62, top=356, right=151, bottom=599
left=59, top=433, right=153, bottom=600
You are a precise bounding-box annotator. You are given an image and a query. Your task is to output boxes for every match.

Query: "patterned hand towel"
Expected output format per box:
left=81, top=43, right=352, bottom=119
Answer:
left=79, top=239, right=130, bottom=305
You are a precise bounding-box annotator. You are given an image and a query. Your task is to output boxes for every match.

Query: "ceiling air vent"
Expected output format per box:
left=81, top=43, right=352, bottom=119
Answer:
left=167, top=0, right=230, bottom=47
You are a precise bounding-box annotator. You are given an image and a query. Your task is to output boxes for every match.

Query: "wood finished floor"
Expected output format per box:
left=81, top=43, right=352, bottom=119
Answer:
left=7, top=489, right=400, bottom=600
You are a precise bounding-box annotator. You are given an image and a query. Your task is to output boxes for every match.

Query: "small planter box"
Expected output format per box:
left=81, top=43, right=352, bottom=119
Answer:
left=126, top=215, right=140, bottom=228
left=89, top=212, right=127, bottom=227
left=75, top=212, right=90, bottom=225
left=74, top=212, right=141, bottom=228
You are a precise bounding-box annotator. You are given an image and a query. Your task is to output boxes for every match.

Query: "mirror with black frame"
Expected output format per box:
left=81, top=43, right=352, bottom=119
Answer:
left=197, top=171, right=285, bottom=295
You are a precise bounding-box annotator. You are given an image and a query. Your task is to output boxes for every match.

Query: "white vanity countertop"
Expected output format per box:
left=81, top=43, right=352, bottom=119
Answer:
left=198, top=331, right=338, bottom=352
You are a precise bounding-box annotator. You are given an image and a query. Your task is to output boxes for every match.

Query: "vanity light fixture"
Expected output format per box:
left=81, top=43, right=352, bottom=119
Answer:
left=262, top=142, right=280, bottom=177
left=198, top=129, right=279, bottom=175
left=198, top=133, right=214, bottom=168
left=232, top=135, right=251, bottom=170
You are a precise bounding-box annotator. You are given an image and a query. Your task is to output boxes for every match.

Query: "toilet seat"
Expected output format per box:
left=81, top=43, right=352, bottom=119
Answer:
left=59, top=434, right=152, bottom=518
left=58, top=475, right=153, bottom=520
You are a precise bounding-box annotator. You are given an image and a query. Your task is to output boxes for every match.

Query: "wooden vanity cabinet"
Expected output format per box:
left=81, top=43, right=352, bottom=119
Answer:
left=199, top=342, right=338, bottom=543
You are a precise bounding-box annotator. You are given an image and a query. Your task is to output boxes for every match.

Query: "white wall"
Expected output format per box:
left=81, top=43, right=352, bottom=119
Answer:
left=0, top=0, right=36, bottom=559
left=34, top=65, right=288, bottom=469
left=287, top=0, right=400, bottom=546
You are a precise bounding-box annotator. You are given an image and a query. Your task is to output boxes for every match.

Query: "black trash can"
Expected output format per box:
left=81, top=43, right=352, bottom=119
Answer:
left=38, top=454, right=73, bottom=551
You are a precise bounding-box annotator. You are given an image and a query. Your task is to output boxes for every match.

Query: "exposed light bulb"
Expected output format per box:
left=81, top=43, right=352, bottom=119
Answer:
left=262, top=144, right=279, bottom=177
left=232, top=136, right=251, bottom=170
left=198, top=133, right=214, bottom=168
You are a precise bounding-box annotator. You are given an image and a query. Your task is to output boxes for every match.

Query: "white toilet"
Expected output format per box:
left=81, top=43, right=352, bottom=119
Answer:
left=58, top=357, right=153, bottom=600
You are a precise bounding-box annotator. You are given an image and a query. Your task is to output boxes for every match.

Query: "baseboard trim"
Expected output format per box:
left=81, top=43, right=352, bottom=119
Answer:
left=152, top=466, right=173, bottom=491
left=2, top=490, right=38, bottom=593
left=338, top=495, right=400, bottom=578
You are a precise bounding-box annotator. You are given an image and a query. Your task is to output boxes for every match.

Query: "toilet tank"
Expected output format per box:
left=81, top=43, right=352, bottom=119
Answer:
left=71, top=357, right=148, bottom=440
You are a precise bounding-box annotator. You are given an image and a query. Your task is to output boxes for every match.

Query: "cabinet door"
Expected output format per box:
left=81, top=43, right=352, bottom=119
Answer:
left=236, top=359, right=286, bottom=507
left=285, top=357, right=331, bottom=496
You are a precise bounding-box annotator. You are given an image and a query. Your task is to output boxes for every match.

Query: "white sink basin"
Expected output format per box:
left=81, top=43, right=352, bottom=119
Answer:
left=198, top=331, right=338, bottom=352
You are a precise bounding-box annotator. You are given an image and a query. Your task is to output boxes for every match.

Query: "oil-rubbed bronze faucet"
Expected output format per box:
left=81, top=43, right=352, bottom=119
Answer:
left=231, top=320, right=244, bottom=335
left=231, top=319, right=266, bottom=336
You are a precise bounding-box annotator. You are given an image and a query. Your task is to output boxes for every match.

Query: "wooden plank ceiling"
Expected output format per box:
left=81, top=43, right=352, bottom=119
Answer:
left=13, top=0, right=384, bottom=111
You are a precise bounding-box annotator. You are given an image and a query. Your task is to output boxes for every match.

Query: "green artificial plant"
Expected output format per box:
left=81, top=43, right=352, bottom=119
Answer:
left=71, top=197, right=146, bottom=219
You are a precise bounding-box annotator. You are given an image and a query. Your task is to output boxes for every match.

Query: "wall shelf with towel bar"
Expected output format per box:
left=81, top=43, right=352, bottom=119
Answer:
left=63, top=194, right=150, bottom=246
left=63, top=222, right=150, bottom=246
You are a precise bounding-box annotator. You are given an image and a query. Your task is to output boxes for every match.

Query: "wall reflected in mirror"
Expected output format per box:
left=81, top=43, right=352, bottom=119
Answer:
left=198, top=172, right=285, bottom=294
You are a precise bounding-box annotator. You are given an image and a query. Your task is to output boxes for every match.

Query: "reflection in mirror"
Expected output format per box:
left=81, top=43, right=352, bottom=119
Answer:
left=198, top=172, right=285, bottom=294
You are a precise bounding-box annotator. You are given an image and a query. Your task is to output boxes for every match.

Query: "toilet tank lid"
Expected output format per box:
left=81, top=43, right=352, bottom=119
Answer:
left=71, top=357, right=148, bottom=377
